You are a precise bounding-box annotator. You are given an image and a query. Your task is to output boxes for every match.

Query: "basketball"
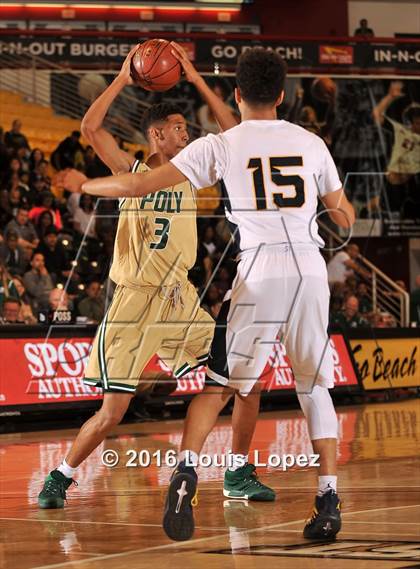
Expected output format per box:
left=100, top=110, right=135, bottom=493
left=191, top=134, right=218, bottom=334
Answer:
left=130, top=39, right=181, bottom=92
left=310, top=77, right=337, bottom=102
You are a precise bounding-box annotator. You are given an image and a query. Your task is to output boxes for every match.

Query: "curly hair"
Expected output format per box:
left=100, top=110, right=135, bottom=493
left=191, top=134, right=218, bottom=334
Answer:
left=141, top=103, right=184, bottom=138
left=236, top=48, right=287, bottom=106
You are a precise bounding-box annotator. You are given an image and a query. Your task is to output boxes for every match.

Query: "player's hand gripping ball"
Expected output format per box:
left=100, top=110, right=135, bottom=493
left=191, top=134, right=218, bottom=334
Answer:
left=130, top=39, right=181, bottom=92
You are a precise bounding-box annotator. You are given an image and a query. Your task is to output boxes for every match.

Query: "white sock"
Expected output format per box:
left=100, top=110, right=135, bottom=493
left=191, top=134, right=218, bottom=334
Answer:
left=178, top=450, right=199, bottom=467
left=318, top=475, right=337, bottom=495
left=228, top=453, right=248, bottom=471
left=57, top=459, right=76, bottom=479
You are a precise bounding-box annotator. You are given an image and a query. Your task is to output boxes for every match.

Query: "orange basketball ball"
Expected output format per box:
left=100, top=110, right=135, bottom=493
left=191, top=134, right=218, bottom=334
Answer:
left=311, top=77, right=337, bottom=102
left=130, top=39, right=181, bottom=92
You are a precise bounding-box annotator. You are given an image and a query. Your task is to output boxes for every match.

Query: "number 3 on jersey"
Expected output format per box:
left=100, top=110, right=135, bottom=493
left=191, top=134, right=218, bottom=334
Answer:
left=248, top=156, right=305, bottom=209
left=150, top=217, right=170, bottom=250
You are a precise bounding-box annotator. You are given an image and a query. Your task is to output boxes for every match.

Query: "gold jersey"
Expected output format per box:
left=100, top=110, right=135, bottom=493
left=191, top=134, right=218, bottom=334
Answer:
left=109, top=160, right=198, bottom=288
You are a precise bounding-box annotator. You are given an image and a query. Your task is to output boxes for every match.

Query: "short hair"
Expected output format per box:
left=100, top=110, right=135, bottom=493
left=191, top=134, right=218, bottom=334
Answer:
left=2, top=297, right=21, bottom=308
left=236, top=48, right=287, bottom=107
left=141, top=103, right=184, bottom=138
left=403, top=104, right=420, bottom=124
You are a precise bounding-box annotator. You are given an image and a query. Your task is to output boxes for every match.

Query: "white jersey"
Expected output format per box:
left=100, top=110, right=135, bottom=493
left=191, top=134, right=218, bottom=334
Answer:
left=171, top=120, right=342, bottom=250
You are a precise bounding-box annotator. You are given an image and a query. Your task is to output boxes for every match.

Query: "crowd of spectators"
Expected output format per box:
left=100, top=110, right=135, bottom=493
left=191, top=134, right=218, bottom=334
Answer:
left=1, top=102, right=418, bottom=327
left=0, top=120, right=116, bottom=325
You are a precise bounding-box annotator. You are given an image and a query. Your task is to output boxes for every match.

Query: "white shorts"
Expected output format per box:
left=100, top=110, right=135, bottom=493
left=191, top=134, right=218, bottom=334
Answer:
left=206, top=244, right=334, bottom=396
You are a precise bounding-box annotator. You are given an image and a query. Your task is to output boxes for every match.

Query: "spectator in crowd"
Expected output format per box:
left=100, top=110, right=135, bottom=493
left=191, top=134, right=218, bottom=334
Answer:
left=73, top=193, right=96, bottom=239
left=35, top=210, right=54, bottom=240
left=202, top=283, right=221, bottom=312
left=0, top=297, right=22, bottom=324
left=5, top=157, right=22, bottom=183
left=0, top=229, right=27, bottom=276
left=84, top=145, right=111, bottom=179
left=29, top=160, right=51, bottom=197
left=4, top=119, right=30, bottom=152
left=29, top=148, right=45, bottom=172
left=29, top=191, right=62, bottom=230
left=0, top=261, right=19, bottom=305
left=5, top=207, right=39, bottom=252
left=16, top=146, right=30, bottom=173
left=49, top=287, right=69, bottom=311
left=23, top=252, right=53, bottom=312
left=7, top=173, right=29, bottom=214
left=327, top=244, right=361, bottom=284
left=330, top=295, right=368, bottom=329
left=213, top=264, right=234, bottom=297
left=78, top=279, right=104, bottom=323
left=50, top=130, right=84, bottom=170
left=354, top=19, right=375, bottom=37
left=0, top=189, right=13, bottom=227
left=357, top=282, right=372, bottom=315
left=410, top=275, right=420, bottom=325
left=201, top=225, right=218, bottom=258
left=36, top=225, right=71, bottom=284
left=95, top=198, right=118, bottom=243
left=12, top=275, right=37, bottom=324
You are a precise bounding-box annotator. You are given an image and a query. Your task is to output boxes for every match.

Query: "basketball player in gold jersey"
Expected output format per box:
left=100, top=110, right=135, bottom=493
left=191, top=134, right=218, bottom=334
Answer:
left=38, top=45, right=273, bottom=509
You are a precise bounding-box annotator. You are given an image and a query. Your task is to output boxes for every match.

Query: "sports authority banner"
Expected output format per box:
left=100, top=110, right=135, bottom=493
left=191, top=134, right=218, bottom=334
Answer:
left=350, top=334, right=420, bottom=390
left=0, top=34, right=419, bottom=73
left=0, top=330, right=358, bottom=408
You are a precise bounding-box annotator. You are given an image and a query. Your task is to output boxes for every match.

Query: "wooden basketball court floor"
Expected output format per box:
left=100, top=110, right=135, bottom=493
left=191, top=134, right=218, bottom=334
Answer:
left=1, top=398, right=419, bottom=569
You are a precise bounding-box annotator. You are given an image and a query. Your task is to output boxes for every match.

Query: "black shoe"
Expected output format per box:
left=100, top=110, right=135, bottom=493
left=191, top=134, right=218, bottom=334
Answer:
left=163, top=461, right=198, bottom=541
left=303, top=489, right=341, bottom=540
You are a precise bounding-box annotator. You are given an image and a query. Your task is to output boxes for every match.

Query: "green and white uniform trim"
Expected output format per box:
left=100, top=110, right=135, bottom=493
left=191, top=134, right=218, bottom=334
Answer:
left=173, top=353, right=209, bottom=378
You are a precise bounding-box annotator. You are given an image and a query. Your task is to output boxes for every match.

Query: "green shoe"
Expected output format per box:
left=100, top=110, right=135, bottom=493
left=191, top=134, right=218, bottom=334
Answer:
left=223, top=463, right=275, bottom=502
left=38, top=469, right=76, bottom=509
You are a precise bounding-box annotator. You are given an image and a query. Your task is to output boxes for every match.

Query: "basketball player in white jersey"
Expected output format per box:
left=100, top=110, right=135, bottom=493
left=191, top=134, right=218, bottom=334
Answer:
left=76, top=47, right=355, bottom=542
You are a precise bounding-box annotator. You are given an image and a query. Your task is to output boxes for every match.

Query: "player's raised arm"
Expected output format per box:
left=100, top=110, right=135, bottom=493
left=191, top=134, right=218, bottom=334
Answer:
left=80, top=45, right=140, bottom=175
left=81, top=162, right=187, bottom=198
left=170, top=42, right=238, bottom=132
left=372, top=81, right=404, bottom=126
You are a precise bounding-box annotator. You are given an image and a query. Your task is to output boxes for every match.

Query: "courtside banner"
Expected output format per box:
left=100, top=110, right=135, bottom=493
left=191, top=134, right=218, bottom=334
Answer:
left=0, top=34, right=419, bottom=73
left=349, top=332, right=420, bottom=391
left=0, top=330, right=358, bottom=408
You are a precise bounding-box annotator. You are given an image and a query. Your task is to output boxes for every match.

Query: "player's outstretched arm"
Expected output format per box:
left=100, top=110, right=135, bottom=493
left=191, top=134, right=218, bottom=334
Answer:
left=372, top=81, right=404, bottom=126
left=80, top=44, right=140, bottom=175
left=322, top=188, right=355, bottom=228
left=170, top=42, right=238, bottom=132
left=81, top=163, right=187, bottom=198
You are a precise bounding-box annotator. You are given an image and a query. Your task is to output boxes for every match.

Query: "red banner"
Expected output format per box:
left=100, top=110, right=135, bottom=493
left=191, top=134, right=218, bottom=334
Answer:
left=172, top=334, right=359, bottom=395
left=0, top=333, right=358, bottom=407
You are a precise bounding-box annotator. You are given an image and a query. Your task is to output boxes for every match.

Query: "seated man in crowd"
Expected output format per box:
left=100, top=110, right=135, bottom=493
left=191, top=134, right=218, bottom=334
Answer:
left=5, top=206, right=39, bottom=253
left=330, top=295, right=368, bottom=329
left=49, top=287, right=70, bottom=312
left=77, top=279, right=104, bottom=324
left=36, top=226, right=71, bottom=285
left=0, top=229, right=28, bottom=276
left=23, top=252, right=53, bottom=313
left=0, top=297, right=22, bottom=324
left=4, top=119, right=30, bottom=153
